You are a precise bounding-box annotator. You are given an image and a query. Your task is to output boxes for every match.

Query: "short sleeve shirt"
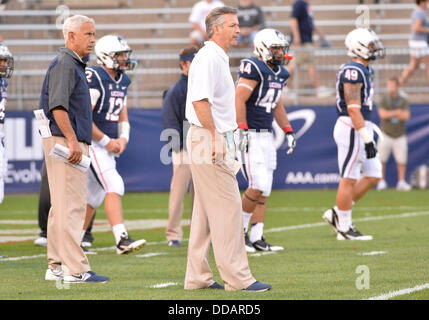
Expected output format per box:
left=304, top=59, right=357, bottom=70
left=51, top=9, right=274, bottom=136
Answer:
left=411, top=8, right=428, bottom=41
left=185, top=41, right=237, bottom=133
left=39, top=48, right=93, bottom=144
left=378, top=95, right=409, bottom=138
left=291, top=0, right=314, bottom=44
left=237, top=4, right=265, bottom=28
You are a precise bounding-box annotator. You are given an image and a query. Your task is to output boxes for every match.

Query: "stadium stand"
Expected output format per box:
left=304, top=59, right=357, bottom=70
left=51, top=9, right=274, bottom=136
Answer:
left=0, top=0, right=426, bottom=109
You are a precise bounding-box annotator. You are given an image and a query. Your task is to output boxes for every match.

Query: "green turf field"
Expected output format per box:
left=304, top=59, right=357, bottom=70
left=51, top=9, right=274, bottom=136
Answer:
left=0, top=189, right=428, bottom=300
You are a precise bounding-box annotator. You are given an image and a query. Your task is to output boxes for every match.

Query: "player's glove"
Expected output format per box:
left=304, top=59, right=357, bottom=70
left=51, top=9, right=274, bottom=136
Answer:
left=283, top=125, right=296, bottom=155
left=238, top=128, right=249, bottom=152
left=364, top=142, right=377, bottom=159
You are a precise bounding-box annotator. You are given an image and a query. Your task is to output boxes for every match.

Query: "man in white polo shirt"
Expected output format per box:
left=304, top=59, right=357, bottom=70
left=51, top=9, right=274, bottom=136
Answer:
left=185, top=6, right=271, bottom=292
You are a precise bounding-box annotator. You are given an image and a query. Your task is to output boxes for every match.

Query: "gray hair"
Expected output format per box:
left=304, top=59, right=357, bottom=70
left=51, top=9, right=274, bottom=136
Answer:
left=63, top=15, right=95, bottom=42
left=205, top=6, right=237, bottom=39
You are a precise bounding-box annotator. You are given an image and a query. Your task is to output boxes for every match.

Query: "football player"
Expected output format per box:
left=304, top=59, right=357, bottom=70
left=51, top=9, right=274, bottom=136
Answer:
left=83, top=35, right=146, bottom=254
left=236, top=29, right=296, bottom=252
left=322, top=28, right=385, bottom=240
left=0, top=43, right=13, bottom=204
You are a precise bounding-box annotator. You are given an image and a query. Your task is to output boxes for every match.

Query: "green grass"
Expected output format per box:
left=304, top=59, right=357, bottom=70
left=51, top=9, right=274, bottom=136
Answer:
left=0, top=189, right=428, bottom=300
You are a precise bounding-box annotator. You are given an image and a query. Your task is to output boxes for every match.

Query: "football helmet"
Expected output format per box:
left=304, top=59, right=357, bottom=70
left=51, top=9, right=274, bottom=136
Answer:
left=95, top=35, right=137, bottom=71
left=0, top=43, right=14, bottom=78
left=253, top=28, right=292, bottom=65
left=345, top=28, right=385, bottom=61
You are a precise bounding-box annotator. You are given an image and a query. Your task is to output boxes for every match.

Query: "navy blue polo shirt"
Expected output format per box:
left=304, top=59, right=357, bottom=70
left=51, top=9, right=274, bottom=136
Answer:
left=162, top=74, right=188, bottom=152
left=39, top=47, right=92, bottom=145
left=291, top=0, right=314, bottom=44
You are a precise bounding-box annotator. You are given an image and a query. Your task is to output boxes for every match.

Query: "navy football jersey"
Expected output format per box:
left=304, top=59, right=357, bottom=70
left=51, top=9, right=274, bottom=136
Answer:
left=237, top=57, right=289, bottom=130
left=85, top=66, right=131, bottom=139
left=336, top=61, right=374, bottom=121
left=0, top=78, right=7, bottom=124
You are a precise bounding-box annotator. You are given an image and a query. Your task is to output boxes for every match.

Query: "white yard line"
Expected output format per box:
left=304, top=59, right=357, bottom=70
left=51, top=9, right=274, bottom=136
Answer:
left=148, top=282, right=178, bottom=288
left=250, top=251, right=276, bottom=257
left=358, top=251, right=387, bottom=256
left=136, top=252, right=167, bottom=258
left=368, top=283, right=429, bottom=300
left=264, top=211, right=429, bottom=233
left=0, top=253, right=46, bottom=261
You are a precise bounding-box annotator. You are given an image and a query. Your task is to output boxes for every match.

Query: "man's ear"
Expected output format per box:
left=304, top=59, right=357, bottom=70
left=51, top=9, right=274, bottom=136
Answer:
left=213, top=24, right=221, bottom=35
left=68, top=31, right=75, bottom=42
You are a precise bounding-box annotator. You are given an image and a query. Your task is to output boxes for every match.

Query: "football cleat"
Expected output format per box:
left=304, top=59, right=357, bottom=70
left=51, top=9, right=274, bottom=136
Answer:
left=116, top=234, right=146, bottom=255
left=336, top=225, right=373, bottom=241
left=252, top=236, right=284, bottom=251
left=322, top=207, right=340, bottom=233
left=45, top=266, right=63, bottom=281
left=244, top=233, right=256, bottom=253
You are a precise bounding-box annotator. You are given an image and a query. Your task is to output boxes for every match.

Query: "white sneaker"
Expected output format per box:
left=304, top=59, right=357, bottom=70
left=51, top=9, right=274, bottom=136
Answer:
left=63, top=271, right=109, bottom=283
left=376, top=179, right=387, bottom=191
left=396, top=180, right=411, bottom=191
left=34, top=236, right=47, bottom=247
left=45, top=266, right=63, bottom=281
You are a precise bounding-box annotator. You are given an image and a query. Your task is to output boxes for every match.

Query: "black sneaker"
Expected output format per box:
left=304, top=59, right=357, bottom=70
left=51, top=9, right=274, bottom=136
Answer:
left=252, top=236, right=284, bottom=251
left=337, top=225, right=373, bottom=241
left=244, top=233, right=256, bottom=253
left=116, top=234, right=146, bottom=255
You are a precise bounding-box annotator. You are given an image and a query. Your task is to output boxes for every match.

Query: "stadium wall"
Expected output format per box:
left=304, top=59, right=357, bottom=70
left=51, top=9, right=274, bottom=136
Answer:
left=4, top=105, right=429, bottom=193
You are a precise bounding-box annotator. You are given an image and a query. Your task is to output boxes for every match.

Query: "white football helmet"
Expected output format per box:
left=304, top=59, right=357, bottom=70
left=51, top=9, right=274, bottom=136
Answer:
left=345, top=28, right=385, bottom=61
left=0, top=43, right=14, bottom=78
left=95, top=35, right=137, bottom=71
left=253, top=28, right=292, bottom=65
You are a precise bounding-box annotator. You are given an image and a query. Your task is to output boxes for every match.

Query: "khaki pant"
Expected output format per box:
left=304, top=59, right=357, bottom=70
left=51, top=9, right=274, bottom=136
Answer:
left=184, top=126, right=255, bottom=291
left=166, top=150, right=194, bottom=242
left=43, top=136, right=90, bottom=276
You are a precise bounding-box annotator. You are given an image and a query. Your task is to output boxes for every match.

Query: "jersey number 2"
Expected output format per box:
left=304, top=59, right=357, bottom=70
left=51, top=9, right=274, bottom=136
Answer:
left=106, top=97, right=124, bottom=121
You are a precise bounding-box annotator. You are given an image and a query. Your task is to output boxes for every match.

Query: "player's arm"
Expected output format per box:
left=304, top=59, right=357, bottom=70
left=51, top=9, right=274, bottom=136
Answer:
left=344, top=82, right=365, bottom=131
left=235, top=77, right=257, bottom=127
left=115, top=104, right=130, bottom=156
left=235, top=77, right=257, bottom=152
left=274, top=99, right=296, bottom=155
left=344, top=82, right=376, bottom=158
left=273, top=98, right=291, bottom=129
left=89, top=88, right=120, bottom=154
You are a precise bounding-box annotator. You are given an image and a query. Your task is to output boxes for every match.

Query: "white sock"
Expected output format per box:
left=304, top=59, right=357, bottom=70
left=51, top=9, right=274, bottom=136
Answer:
left=242, top=211, right=252, bottom=233
left=249, top=222, right=264, bottom=243
left=81, top=230, right=86, bottom=242
left=112, top=223, right=128, bottom=244
left=336, top=209, right=352, bottom=232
